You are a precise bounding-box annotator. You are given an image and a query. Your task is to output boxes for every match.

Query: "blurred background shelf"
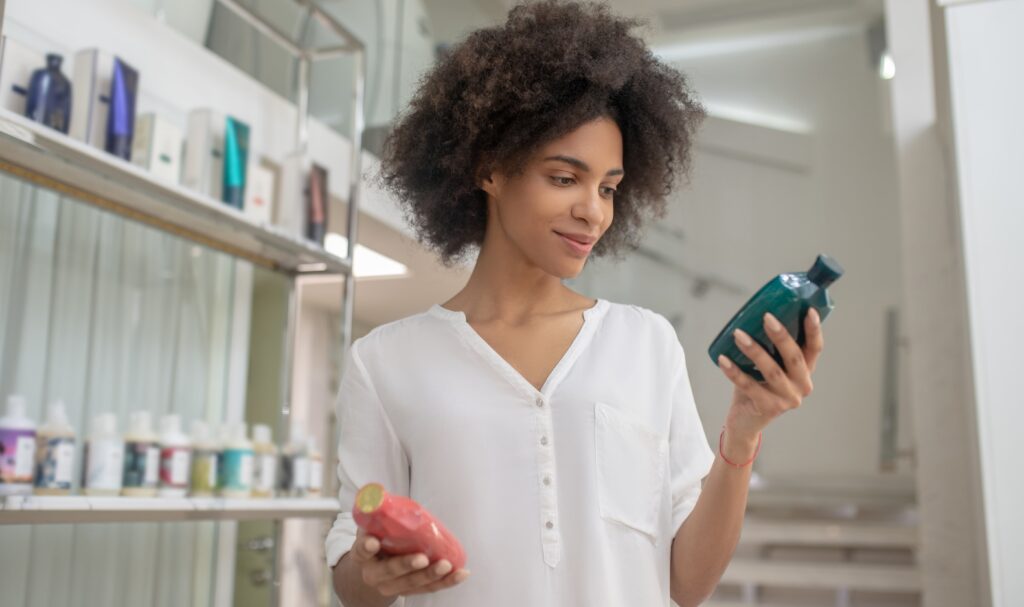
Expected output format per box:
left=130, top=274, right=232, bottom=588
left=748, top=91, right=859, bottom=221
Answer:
left=0, top=108, right=351, bottom=276
left=0, top=495, right=341, bottom=524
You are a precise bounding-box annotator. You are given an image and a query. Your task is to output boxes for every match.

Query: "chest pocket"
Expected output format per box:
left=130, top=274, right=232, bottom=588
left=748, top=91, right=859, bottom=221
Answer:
left=594, top=401, right=668, bottom=541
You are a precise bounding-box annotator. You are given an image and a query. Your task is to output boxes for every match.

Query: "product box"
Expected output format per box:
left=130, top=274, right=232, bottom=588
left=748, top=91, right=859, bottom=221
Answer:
left=274, top=153, right=308, bottom=239
left=131, top=113, right=183, bottom=184
left=244, top=158, right=277, bottom=225
left=306, top=163, right=329, bottom=245
left=182, top=108, right=225, bottom=201
left=0, top=36, right=44, bottom=116
left=71, top=49, right=139, bottom=160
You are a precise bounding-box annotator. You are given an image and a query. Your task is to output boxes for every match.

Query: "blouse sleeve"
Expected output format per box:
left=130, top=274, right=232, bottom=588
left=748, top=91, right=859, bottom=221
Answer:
left=667, top=338, right=716, bottom=535
left=325, top=338, right=411, bottom=569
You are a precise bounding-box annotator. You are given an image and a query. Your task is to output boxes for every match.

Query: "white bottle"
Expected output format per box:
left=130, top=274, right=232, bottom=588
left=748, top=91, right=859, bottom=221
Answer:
left=83, top=413, right=124, bottom=496
left=0, top=395, right=37, bottom=496
left=218, top=422, right=253, bottom=498
left=189, top=420, right=219, bottom=497
left=34, top=400, right=76, bottom=495
left=122, top=411, right=159, bottom=497
left=157, top=415, right=191, bottom=498
left=251, top=424, right=277, bottom=499
left=306, top=436, right=323, bottom=498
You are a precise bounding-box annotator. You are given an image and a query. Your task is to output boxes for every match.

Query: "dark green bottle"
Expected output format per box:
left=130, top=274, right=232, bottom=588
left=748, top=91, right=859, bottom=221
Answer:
left=708, top=254, right=844, bottom=382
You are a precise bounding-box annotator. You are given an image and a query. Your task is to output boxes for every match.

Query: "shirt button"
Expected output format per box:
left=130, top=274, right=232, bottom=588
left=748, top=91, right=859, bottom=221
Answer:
left=540, top=436, right=548, bottom=446
left=535, top=397, right=544, bottom=408
left=543, top=476, right=551, bottom=486
left=546, top=521, right=554, bottom=530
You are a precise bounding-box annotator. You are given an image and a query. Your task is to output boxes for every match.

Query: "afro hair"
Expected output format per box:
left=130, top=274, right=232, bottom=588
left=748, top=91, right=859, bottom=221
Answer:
left=373, top=0, right=706, bottom=265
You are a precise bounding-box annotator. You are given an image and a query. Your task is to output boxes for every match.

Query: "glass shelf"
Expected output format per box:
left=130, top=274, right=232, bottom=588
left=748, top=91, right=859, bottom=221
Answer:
left=0, top=108, right=351, bottom=276
left=0, top=494, right=342, bottom=525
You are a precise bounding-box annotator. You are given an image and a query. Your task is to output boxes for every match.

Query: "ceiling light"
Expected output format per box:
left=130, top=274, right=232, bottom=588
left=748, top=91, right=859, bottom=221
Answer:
left=324, top=233, right=409, bottom=279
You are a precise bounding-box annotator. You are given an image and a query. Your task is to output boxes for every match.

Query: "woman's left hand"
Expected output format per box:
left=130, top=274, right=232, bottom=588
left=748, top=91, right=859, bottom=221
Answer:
left=716, top=309, right=825, bottom=455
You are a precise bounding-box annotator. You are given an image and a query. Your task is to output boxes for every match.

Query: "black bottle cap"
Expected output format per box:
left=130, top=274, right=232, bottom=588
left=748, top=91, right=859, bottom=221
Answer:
left=45, top=54, right=63, bottom=69
left=807, top=254, right=844, bottom=288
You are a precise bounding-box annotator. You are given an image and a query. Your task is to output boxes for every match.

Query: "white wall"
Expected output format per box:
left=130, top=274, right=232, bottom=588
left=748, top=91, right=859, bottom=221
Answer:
left=575, top=23, right=908, bottom=486
left=943, top=1, right=1024, bottom=604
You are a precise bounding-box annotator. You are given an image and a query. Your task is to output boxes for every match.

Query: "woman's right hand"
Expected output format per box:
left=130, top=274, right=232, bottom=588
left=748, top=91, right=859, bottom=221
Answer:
left=349, top=526, right=472, bottom=598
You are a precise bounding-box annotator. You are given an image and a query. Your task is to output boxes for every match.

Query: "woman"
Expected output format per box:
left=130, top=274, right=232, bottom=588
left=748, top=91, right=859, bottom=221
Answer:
left=327, top=2, right=825, bottom=606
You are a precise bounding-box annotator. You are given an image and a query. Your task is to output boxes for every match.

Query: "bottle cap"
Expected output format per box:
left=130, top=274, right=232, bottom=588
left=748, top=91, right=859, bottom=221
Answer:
left=807, top=254, right=844, bottom=289
left=159, top=414, right=181, bottom=436
left=92, top=412, right=118, bottom=436
left=252, top=424, right=272, bottom=445
left=190, top=419, right=211, bottom=443
left=230, top=422, right=249, bottom=442
left=46, top=53, right=63, bottom=68
left=5, top=394, right=27, bottom=419
left=128, top=410, right=153, bottom=435
left=46, top=401, right=71, bottom=429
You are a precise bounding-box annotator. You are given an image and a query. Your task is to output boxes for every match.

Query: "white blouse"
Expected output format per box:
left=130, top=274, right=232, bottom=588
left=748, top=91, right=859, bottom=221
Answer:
left=325, top=298, right=716, bottom=607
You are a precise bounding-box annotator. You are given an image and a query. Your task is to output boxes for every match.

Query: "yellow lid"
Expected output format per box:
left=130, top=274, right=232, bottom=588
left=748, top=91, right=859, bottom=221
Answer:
left=356, top=483, right=385, bottom=514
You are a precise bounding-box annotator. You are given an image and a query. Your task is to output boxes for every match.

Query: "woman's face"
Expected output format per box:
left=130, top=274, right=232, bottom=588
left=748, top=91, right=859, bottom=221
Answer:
left=480, top=116, right=623, bottom=279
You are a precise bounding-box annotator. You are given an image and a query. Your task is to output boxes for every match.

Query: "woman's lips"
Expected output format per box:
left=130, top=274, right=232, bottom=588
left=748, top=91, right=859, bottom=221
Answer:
left=555, top=231, right=594, bottom=256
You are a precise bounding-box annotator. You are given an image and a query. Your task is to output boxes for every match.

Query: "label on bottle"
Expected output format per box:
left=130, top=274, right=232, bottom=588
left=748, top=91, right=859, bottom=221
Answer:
left=1, top=428, right=36, bottom=484
left=123, top=441, right=159, bottom=489
left=218, top=448, right=253, bottom=491
left=293, top=456, right=309, bottom=493
left=35, top=435, right=75, bottom=489
left=191, top=450, right=218, bottom=494
left=254, top=453, right=276, bottom=493
left=160, top=446, right=191, bottom=488
left=84, top=440, right=124, bottom=491
left=308, top=459, right=322, bottom=491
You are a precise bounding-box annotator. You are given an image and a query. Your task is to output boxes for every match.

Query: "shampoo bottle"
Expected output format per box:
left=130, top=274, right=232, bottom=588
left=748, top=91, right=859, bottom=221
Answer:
left=83, top=412, right=124, bottom=496
left=157, top=414, right=191, bottom=498
left=122, top=411, right=159, bottom=497
left=708, top=254, right=844, bottom=382
left=306, top=436, right=323, bottom=498
left=0, top=395, right=37, bottom=496
left=279, top=426, right=309, bottom=497
left=189, top=420, right=219, bottom=497
left=218, top=422, right=253, bottom=498
left=33, top=400, right=76, bottom=495
left=251, top=424, right=277, bottom=499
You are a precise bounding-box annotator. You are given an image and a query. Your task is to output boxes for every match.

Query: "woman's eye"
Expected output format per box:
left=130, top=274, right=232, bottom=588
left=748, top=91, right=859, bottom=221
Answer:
left=551, top=176, right=575, bottom=186
left=602, top=187, right=617, bottom=197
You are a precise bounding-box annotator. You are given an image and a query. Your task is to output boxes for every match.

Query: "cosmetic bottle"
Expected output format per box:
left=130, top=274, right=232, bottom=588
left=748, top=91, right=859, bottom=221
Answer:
left=157, top=414, right=191, bottom=498
left=189, top=420, right=219, bottom=497
left=708, top=254, right=844, bottom=382
left=33, top=400, right=75, bottom=495
left=25, top=53, right=71, bottom=133
left=251, top=424, right=277, bottom=499
left=122, top=411, right=159, bottom=497
left=222, top=116, right=250, bottom=209
left=218, top=422, right=253, bottom=498
left=83, top=413, right=124, bottom=496
left=0, top=395, right=36, bottom=496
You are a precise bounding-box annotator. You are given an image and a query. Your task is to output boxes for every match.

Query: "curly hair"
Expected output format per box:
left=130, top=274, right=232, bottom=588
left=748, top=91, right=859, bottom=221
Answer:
left=373, top=0, right=705, bottom=266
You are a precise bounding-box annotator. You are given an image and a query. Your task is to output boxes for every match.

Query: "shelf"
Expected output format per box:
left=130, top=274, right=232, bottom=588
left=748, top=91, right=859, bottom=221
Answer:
left=0, top=108, right=352, bottom=276
left=0, top=494, right=342, bottom=524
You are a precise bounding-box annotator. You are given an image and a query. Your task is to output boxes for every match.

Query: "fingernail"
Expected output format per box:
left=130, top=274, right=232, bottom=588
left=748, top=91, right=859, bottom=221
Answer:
left=764, top=313, right=782, bottom=332
left=734, top=328, right=753, bottom=347
left=435, top=560, right=452, bottom=575
left=455, top=570, right=471, bottom=582
left=412, top=555, right=428, bottom=569
left=811, top=309, right=820, bottom=325
left=718, top=355, right=733, bottom=370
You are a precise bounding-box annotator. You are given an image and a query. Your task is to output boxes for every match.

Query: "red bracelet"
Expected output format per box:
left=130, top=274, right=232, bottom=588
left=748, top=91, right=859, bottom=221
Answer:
left=718, top=426, right=762, bottom=468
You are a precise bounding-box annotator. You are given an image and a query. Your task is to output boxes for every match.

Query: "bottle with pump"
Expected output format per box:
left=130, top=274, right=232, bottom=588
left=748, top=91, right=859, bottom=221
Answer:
left=279, top=426, right=309, bottom=497
left=218, top=422, right=253, bottom=498
left=251, top=424, right=277, bottom=499
left=83, top=412, right=124, bottom=496
left=34, top=400, right=76, bottom=495
left=158, top=415, right=191, bottom=498
left=708, top=254, right=844, bottom=382
left=189, top=420, right=219, bottom=497
left=122, top=411, right=159, bottom=497
left=306, top=435, right=323, bottom=498
left=0, top=395, right=37, bottom=496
